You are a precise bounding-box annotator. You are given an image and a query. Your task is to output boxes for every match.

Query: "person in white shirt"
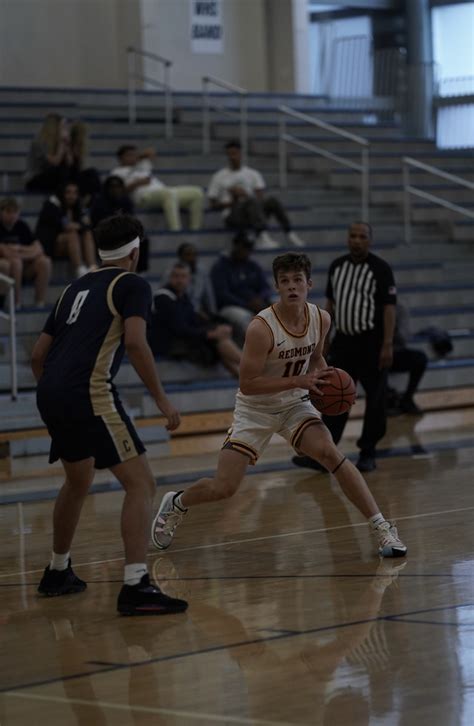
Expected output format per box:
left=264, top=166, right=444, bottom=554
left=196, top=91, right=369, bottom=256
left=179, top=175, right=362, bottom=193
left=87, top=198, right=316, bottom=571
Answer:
left=207, top=139, right=305, bottom=250
left=111, top=146, right=204, bottom=232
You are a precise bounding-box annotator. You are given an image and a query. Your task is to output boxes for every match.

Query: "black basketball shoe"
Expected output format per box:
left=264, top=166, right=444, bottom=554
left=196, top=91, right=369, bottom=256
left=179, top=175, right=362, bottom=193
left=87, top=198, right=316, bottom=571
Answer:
left=117, top=574, right=188, bottom=616
left=38, top=560, right=87, bottom=597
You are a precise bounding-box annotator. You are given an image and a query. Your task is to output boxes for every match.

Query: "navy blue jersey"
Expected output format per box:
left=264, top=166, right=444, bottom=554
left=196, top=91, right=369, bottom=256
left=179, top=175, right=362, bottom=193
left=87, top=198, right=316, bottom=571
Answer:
left=37, top=267, right=151, bottom=419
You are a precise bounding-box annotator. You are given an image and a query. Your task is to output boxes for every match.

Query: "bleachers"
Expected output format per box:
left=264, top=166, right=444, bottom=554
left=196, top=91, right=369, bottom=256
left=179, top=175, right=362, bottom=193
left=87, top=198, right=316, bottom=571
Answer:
left=0, top=86, right=473, bottom=466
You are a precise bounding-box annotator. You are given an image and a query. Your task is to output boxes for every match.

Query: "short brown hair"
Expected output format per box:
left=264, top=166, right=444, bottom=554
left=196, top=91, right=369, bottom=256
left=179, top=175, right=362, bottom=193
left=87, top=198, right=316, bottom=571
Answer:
left=272, top=252, right=311, bottom=283
left=0, top=197, right=20, bottom=212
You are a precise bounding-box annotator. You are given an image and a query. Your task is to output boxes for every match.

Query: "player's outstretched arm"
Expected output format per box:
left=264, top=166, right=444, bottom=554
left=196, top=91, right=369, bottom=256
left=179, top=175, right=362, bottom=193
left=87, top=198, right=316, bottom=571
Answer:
left=124, top=316, right=180, bottom=431
left=239, top=319, right=331, bottom=396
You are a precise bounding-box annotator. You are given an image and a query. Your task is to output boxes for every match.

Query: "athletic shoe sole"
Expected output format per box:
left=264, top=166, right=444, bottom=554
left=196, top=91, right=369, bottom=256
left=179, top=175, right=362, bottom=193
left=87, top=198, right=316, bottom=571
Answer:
left=38, top=583, right=87, bottom=597
left=379, top=546, right=407, bottom=558
left=118, top=604, right=188, bottom=616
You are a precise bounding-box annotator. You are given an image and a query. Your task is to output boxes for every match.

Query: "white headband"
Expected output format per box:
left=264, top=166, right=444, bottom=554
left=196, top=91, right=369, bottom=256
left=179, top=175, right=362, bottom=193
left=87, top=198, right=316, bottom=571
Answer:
left=98, top=236, right=140, bottom=261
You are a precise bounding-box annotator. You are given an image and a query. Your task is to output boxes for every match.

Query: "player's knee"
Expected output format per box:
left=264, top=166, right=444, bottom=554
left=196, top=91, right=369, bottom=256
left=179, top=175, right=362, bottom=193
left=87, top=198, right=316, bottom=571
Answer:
left=65, top=476, right=92, bottom=498
left=311, top=442, right=340, bottom=470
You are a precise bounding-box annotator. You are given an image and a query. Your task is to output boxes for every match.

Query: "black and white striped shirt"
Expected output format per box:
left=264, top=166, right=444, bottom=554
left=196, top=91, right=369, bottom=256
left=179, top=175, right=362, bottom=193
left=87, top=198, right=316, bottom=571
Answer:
left=326, top=253, right=396, bottom=335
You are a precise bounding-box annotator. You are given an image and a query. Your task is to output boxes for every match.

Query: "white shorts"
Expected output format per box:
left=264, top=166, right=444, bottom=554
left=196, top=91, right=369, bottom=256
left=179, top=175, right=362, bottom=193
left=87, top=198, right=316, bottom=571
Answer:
left=222, top=398, right=322, bottom=464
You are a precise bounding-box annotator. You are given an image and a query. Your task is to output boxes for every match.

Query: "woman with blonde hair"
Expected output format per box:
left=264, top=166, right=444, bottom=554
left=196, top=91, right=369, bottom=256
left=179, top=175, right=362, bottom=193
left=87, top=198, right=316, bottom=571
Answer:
left=25, top=115, right=101, bottom=202
left=25, top=113, right=73, bottom=193
left=69, top=120, right=101, bottom=204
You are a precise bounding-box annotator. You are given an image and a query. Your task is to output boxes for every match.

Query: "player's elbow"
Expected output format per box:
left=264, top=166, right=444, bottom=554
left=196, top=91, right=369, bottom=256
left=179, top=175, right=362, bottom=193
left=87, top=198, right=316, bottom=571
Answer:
left=239, top=378, right=255, bottom=395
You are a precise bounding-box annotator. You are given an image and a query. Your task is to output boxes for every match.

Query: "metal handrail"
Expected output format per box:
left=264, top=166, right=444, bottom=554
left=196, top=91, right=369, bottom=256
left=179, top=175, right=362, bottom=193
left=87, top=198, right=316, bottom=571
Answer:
left=438, top=75, right=474, bottom=97
left=202, top=75, right=248, bottom=159
left=0, top=272, right=17, bottom=400
left=127, top=46, right=173, bottom=138
left=402, top=156, right=474, bottom=244
left=278, top=105, right=370, bottom=220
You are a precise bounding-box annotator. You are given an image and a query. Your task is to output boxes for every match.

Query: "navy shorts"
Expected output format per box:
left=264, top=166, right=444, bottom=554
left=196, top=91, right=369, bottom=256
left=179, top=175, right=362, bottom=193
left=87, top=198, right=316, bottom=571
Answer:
left=43, top=404, right=146, bottom=470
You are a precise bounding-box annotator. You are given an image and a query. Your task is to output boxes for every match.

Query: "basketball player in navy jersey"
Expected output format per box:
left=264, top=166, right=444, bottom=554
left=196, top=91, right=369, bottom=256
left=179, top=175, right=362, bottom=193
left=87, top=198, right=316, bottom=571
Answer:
left=31, top=215, right=188, bottom=615
left=151, top=252, right=407, bottom=558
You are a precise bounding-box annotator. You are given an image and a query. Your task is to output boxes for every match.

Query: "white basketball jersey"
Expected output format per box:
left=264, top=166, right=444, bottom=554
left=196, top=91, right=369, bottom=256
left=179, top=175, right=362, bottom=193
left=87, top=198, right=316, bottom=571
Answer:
left=236, top=303, right=323, bottom=412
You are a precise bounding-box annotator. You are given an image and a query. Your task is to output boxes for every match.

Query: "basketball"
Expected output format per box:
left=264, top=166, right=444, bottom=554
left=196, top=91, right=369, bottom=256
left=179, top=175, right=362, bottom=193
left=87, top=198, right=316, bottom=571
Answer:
left=310, top=368, right=356, bottom=415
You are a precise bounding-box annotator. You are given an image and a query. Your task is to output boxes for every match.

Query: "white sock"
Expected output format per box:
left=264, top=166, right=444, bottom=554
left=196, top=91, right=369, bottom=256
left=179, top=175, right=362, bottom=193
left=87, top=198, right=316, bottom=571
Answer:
left=124, top=563, right=148, bottom=586
left=369, top=513, right=386, bottom=530
left=173, top=492, right=187, bottom=511
left=50, top=551, right=70, bottom=571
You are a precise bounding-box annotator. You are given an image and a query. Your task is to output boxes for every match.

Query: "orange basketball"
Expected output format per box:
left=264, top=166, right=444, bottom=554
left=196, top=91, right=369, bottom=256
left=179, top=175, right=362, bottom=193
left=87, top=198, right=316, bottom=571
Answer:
left=310, top=367, right=356, bottom=416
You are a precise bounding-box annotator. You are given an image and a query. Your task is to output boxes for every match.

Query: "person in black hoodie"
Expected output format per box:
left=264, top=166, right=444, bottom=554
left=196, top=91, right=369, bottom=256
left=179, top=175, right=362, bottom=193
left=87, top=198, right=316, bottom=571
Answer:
left=36, top=182, right=97, bottom=278
left=91, top=176, right=149, bottom=272
left=152, top=262, right=241, bottom=377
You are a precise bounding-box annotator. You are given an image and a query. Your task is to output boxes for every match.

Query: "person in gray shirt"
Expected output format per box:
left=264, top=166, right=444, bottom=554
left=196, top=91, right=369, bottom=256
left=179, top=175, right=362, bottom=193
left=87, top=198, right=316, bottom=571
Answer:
left=167, top=242, right=217, bottom=319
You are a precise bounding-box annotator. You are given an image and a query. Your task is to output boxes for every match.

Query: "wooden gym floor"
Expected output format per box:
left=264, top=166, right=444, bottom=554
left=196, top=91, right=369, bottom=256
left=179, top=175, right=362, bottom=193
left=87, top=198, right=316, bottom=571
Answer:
left=0, top=409, right=473, bottom=725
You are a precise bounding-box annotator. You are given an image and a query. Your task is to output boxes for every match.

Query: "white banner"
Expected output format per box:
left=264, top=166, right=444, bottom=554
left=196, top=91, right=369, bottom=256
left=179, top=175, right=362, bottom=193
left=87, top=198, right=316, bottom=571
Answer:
left=190, top=0, right=223, bottom=54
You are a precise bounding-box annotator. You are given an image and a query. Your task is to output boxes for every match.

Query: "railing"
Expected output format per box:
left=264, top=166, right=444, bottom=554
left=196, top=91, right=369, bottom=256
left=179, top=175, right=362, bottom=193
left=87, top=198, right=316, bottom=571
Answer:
left=0, top=273, right=17, bottom=401
left=127, top=46, right=173, bottom=138
left=402, top=157, right=474, bottom=245
left=202, top=75, right=248, bottom=159
left=278, top=105, right=370, bottom=220
left=438, top=75, right=474, bottom=97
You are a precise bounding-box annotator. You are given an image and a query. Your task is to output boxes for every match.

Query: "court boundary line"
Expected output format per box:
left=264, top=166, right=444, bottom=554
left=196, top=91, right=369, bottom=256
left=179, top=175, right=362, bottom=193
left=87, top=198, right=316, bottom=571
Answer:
left=1, top=603, right=471, bottom=695
left=1, top=504, right=473, bottom=580
left=1, top=435, right=473, bottom=507
left=3, top=692, right=292, bottom=725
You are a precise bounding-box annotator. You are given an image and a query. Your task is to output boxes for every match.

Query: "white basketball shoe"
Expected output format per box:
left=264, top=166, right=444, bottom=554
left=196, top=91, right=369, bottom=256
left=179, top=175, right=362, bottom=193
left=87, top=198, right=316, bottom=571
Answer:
left=373, top=521, right=407, bottom=558
left=151, top=491, right=187, bottom=550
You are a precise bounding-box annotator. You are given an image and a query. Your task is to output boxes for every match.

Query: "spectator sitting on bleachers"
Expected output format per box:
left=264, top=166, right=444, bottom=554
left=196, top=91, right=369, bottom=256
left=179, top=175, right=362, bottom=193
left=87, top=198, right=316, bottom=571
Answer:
left=24, top=113, right=73, bottom=193
left=90, top=176, right=149, bottom=273
left=152, top=262, right=241, bottom=377
left=210, top=231, right=272, bottom=343
left=174, top=242, right=217, bottom=318
left=69, top=120, right=102, bottom=205
left=207, top=139, right=305, bottom=250
left=24, top=114, right=101, bottom=204
left=111, top=145, right=204, bottom=232
left=35, top=182, right=96, bottom=278
left=387, top=301, right=428, bottom=416
left=90, top=176, right=134, bottom=225
left=0, top=197, right=51, bottom=309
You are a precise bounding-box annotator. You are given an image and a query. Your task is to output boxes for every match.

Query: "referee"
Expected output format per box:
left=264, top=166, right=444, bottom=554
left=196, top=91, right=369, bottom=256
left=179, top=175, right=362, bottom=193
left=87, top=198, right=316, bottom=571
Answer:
left=294, top=221, right=396, bottom=472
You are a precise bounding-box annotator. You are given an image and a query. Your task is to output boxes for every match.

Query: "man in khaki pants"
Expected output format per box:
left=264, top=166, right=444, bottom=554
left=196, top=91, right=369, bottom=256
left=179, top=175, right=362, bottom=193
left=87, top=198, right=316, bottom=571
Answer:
left=112, top=145, right=204, bottom=231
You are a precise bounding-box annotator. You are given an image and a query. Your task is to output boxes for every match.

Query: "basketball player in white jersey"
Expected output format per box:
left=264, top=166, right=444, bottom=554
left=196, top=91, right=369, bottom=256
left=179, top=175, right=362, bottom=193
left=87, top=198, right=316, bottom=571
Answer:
left=152, top=253, right=407, bottom=558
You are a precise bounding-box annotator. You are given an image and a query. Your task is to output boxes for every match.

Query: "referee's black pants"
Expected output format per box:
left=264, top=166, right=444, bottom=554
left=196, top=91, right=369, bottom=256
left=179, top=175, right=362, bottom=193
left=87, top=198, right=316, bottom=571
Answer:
left=324, top=331, right=388, bottom=456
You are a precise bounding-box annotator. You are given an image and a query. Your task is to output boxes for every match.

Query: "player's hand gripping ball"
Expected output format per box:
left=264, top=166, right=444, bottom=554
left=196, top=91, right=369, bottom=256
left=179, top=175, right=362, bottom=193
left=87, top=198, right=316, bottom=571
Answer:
left=310, top=367, right=356, bottom=415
